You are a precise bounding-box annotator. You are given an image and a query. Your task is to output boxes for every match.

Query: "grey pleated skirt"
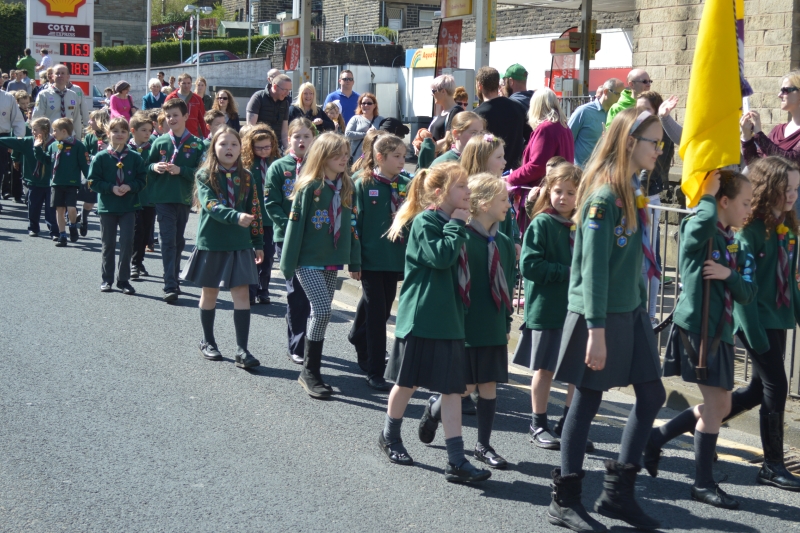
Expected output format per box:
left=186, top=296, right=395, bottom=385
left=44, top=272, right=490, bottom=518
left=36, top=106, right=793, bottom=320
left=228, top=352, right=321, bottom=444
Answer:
left=512, top=327, right=562, bottom=372
left=465, top=345, right=509, bottom=384
left=180, top=248, right=258, bottom=289
left=554, top=307, right=662, bottom=391
left=385, top=334, right=467, bottom=394
left=662, top=324, right=735, bottom=391
left=77, top=182, right=98, bottom=203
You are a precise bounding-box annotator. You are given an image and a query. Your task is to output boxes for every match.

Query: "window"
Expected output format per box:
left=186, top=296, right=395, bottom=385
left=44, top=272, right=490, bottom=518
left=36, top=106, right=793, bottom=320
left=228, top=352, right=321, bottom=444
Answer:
left=214, top=52, right=230, bottom=61
left=111, top=40, right=124, bottom=47
left=94, top=32, right=103, bottom=49
left=419, top=10, right=436, bottom=28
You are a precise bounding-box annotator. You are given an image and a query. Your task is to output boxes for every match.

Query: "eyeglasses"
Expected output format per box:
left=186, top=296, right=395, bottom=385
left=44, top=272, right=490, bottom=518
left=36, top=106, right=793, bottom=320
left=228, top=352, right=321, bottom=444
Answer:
left=780, top=87, right=799, bottom=95
left=608, top=89, right=622, bottom=96
left=456, top=101, right=468, bottom=107
left=633, top=136, right=664, bottom=151
left=633, top=79, right=653, bottom=85
left=254, top=145, right=272, bottom=152
left=361, top=101, right=374, bottom=106
left=217, top=96, right=229, bottom=100
left=340, top=77, right=354, bottom=82
left=431, top=88, right=442, bottom=95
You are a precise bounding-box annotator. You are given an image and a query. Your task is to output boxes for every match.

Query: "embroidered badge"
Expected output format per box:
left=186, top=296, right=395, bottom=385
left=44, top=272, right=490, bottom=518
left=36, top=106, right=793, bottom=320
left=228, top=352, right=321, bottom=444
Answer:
left=369, top=190, right=379, bottom=197
left=588, top=206, right=604, bottom=220
left=742, top=253, right=755, bottom=282
left=282, top=179, right=293, bottom=197
left=264, top=188, right=270, bottom=196
left=234, top=177, right=240, bottom=186
left=372, top=200, right=377, bottom=204
left=615, top=198, right=623, bottom=207
left=311, top=209, right=330, bottom=229
left=614, top=226, right=624, bottom=236
left=617, top=236, right=628, bottom=247
left=727, top=243, right=739, bottom=254
left=290, top=211, right=300, bottom=221
left=70, top=100, right=75, bottom=105
left=712, top=250, right=721, bottom=260
left=284, top=170, right=292, bottom=177
left=588, top=221, right=600, bottom=230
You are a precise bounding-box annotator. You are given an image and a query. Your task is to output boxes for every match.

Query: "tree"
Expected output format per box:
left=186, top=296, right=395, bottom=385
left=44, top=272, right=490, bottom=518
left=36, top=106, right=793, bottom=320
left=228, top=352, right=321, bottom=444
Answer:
left=0, top=2, right=26, bottom=74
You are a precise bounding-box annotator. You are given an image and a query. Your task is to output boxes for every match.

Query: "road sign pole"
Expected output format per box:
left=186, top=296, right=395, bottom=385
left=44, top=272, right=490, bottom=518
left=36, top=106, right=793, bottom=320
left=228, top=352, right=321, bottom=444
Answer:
left=578, top=0, right=592, bottom=96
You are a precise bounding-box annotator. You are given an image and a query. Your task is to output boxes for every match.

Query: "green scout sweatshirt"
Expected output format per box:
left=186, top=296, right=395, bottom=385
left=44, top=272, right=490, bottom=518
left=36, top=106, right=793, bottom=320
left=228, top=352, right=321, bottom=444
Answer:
left=416, top=138, right=436, bottom=170
left=0, top=135, right=48, bottom=188
left=129, top=136, right=156, bottom=207
left=35, top=138, right=89, bottom=187
left=353, top=173, right=410, bottom=272
left=264, top=154, right=299, bottom=242
left=249, top=159, right=273, bottom=228
left=86, top=149, right=147, bottom=214
left=429, top=149, right=460, bottom=168
left=499, top=204, right=522, bottom=245
left=145, top=132, right=205, bottom=205
left=522, top=212, right=573, bottom=330
left=394, top=210, right=468, bottom=340
left=673, top=196, right=756, bottom=346
left=84, top=132, right=107, bottom=159
left=195, top=169, right=264, bottom=252
left=734, top=217, right=800, bottom=354
left=567, top=184, right=647, bottom=327
left=606, top=89, right=635, bottom=127
left=464, top=224, right=515, bottom=347
left=279, top=179, right=361, bottom=278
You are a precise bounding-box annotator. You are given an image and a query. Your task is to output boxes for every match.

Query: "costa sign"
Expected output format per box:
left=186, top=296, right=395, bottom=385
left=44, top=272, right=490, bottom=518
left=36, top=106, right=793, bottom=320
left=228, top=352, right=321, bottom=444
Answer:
left=37, top=0, right=87, bottom=17
left=32, top=22, right=90, bottom=37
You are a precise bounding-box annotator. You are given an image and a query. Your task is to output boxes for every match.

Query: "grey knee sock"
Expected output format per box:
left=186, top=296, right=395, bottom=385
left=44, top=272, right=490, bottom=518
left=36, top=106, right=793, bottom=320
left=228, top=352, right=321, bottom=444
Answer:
left=651, top=407, right=698, bottom=449
left=618, top=380, right=667, bottom=465
left=430, top=394, right=443, bottom=420
left=561, top=387, right=603, bottom=475
left=233, top=309, right=250, bottom=352
left=200, top=308, right=216, bottom=346
left=383, top=415, right=403, bottom=445
left=694, top=431, right=718, bottom=488
left=477, top=397, right=497, bottom=448
left=445, top=436, right=467, bottom=467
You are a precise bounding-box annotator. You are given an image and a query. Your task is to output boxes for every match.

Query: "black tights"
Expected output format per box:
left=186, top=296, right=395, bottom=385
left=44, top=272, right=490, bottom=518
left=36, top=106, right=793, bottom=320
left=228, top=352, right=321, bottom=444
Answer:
left=726, top=330, right=788, bottom=420
left=562, top=380, right=666, bottom=475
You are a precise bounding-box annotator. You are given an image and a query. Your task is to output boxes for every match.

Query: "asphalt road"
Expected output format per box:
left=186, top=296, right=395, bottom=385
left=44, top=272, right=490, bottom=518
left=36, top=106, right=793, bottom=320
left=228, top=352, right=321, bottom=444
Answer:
left=1, top=201, right=799, bottom=532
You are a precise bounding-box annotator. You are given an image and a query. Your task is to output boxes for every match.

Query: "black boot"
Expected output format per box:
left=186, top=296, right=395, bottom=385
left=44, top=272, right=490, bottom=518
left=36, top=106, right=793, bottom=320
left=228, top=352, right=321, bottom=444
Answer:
left=298, top=339, right=332, bottom=399
left=643, top=432, right=663, bottom=478
left=546, top=469, right=607, bottom=532
left=594, top=461, right=660, bottom=531
left=757, top=411, right=800, bottom=491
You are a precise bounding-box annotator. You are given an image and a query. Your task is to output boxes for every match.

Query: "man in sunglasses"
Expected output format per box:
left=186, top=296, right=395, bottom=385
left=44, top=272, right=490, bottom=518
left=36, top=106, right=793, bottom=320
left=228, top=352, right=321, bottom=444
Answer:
left=324, top=70, right=359, bottom=124
left=246, top=73, right=292, bottom=149
left=606, top=68, right=652, bottom=126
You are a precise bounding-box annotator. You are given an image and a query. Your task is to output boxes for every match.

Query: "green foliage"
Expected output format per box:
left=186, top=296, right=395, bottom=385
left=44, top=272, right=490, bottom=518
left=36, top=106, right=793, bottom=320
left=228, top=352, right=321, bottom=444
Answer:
left=0, top=2, right=27, bottom=74
left=374, top=27, right=398, bottom=43
left=95, top=35, right=280, bottom=69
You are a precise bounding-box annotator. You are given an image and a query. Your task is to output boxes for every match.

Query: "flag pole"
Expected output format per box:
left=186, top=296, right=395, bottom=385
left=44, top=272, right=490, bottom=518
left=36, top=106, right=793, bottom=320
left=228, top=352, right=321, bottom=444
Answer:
left=696, top=240, right=712, bottom=381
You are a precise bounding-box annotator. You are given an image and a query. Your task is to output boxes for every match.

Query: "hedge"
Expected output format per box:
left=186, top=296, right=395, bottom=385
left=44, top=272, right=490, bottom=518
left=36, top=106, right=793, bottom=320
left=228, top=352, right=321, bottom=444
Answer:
left=0, top=3, right=27, bottom=74
left=95, top=35, right=280, bottom=69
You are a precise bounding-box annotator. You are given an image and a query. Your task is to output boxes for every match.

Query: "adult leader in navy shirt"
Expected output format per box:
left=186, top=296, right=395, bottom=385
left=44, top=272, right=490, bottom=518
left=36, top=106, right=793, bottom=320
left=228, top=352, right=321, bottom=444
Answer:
left=324, top=70, right=360, bottom=125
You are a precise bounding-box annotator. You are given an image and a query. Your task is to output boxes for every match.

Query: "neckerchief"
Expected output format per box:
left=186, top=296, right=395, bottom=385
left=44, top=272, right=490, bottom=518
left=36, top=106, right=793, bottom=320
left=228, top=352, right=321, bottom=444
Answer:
left=545, top=207, right=576, bottom=254
left=33, top=136, right=55, bottom=178
left=107, top=145, right=129, bottom=186
left=53, top=87, right=67, bottom=118
left=53, top=136, right=75, bottom=175
left=717, top=222, right=738, bottom=323
left=258, top=157, right=269, bottom=189
left=469, top=219, right=512, bottom=311
left=449, top=146, right=462, bottom=158
left=633, top=175, right=661, bottom=281
left=169, top=129, right=191, bottom=164
left=220, top=165, right=238, bottom=207
left=289, top=151, right=303, bottom=176
left=325, top=175, right=343, bottom=248
left=371, top=170, right=402, bottom=215
left=429, top=206, right=470, bottom=307
left=128, top=138, right=151, bottom=155
left=776, top=220, right=791, bottom=308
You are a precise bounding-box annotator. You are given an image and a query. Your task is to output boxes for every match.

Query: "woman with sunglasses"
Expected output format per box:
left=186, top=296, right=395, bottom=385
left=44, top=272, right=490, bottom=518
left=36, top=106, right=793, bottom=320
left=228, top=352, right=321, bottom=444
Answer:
left=742, top=71, right=800, bottom=169
left=428, top=74, right=463, bottom=144
left=289, top=82, right=335, bottom=134
left=345, top=92, right=384, bottom=161
left=211, top=89, right=241, bottom=132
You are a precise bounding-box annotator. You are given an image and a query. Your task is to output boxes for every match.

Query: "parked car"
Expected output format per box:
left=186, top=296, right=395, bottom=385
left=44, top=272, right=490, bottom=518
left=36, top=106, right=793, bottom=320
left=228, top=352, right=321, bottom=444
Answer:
left=94, top=62, right=108, bottom=72
left=182, top=50, right=240, bottom=65
left=333, top=34, right=393, bottom=45
left=92, top=85, right=106, bottom=109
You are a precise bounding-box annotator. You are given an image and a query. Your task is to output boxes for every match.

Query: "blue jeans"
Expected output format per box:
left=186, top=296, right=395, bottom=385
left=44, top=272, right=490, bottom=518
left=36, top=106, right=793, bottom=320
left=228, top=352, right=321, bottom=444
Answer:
left=26, top=185, right=58, bottom=236
left=155, top=203, right=190, bottom=292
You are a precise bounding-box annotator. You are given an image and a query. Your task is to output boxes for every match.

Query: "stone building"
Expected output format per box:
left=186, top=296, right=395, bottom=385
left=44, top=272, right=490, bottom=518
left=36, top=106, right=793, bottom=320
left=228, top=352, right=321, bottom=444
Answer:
left=321, top=0, right=441, bottom=42
left=94, top=0, right=149, bottom=48
left=221, top=0, right=295, bottom=24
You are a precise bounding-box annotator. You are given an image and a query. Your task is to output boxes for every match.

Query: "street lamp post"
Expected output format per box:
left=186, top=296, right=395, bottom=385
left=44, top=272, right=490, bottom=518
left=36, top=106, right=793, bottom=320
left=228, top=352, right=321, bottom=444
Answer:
left=184, top=4, right=214, bottom=81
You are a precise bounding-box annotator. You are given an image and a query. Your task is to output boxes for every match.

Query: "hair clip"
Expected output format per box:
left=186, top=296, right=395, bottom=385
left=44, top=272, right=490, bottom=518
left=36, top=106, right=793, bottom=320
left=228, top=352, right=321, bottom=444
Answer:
left=483, top=134, right=494, bottom=142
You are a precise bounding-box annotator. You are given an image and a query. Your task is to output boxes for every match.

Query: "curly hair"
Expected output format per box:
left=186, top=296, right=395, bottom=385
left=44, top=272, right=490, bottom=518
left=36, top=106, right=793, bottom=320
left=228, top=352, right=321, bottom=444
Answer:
left=743, top=156, right=799, bottom=237
left=241, top=124, right=279, bottom=169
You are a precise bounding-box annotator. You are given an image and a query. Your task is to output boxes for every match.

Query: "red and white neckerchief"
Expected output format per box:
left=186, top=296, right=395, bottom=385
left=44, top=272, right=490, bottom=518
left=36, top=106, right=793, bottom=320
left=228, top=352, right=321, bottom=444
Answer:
left=468, top=219, right=511, bottom=311
left=33, top=136, right=56, bottom=179
left=324, top=174, right=343, bottom=248
left=371, top=171, right=402, bottom=214
left=53, top=136, right=75, bottom=175
left=716, top=222, right=737, bottom=323
left=220, top=165, right=238, bottom=207
left=289, top=151, right=303, bottom=176
left=258, top=157, right=269, bottom=189
left=107, top=145, right=130, bottom=186
left=169, top=129, right=191, bottom=164
left=428, top=206, right=470, bottom=307
left=544, top=207, right=576, bottom=254
left=128, top=138, right=151, bottom=155
left=633, top=176, right=661, bottom=282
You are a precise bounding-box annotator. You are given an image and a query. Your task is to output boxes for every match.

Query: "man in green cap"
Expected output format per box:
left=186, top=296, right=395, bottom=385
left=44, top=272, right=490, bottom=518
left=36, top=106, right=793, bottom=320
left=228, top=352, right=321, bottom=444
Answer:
left=503, top=63, right=534, bottom=111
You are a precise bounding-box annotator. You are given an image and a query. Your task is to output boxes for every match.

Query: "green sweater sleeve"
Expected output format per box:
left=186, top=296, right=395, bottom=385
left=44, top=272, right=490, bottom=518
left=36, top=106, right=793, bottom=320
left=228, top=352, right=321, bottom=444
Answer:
left=34, top=143, right=49, bottom=163
left=197, top=173, right=243, bottom=225
left=416, top=216, right=468, bottom=270
left=279, top=187, right=309, bottom=278
left=734, top=226, right=769, bottom=354
left=264, top=163, right=290, bottom=233
left=523, top=216, right=569, bottom=285
left=0, top=137, right=27, bottom=152
left=87, top=157, right=112, bottom=194
left=580, top=198, right=614, bottom=328
left=76, top=143, right=89, bottom=177
left=349, top=194, right=362, bottom=272
left=502, top=236, right=516, bottom=334
left=682, top=195, right=717, bottom=253
left=129, top=155, right=147, bottom=195
left=354, top=178, right=365, bottom=240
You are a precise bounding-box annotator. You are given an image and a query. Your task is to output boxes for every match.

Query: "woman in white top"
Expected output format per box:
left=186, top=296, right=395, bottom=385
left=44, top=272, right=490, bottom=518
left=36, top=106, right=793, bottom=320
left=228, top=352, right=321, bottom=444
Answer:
left=345, top=92, right=384, bottom=161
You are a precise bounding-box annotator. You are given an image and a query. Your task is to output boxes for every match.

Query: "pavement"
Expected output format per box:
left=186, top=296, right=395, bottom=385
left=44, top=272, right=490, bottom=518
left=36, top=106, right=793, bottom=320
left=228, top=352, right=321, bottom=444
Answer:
left=2, top=201, right=800, bottom=532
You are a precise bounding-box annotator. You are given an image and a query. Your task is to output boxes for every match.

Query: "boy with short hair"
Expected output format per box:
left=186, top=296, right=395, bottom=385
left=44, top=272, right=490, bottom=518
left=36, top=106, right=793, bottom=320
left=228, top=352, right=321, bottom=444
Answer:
left=35, top=118, right=89, bottom=246
left=129, top=112, right=157, bottom=278
left=154, top=111, right=167, bottom=135
left=204, top=109, right=226, bottom=139
left=146, top=98, right=205, bottom=302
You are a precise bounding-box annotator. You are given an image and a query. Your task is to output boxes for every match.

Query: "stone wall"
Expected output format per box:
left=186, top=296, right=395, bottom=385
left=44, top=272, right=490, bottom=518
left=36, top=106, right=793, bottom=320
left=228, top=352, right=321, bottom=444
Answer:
left=320, top=0, right=440, bottom=42
left=397, top=6, right=638, bottom=50
left=95, top=0, right=149, bottom=47
left=221, top=0, right=294, bottom=22
left=634, top=0, right=798, bottom=136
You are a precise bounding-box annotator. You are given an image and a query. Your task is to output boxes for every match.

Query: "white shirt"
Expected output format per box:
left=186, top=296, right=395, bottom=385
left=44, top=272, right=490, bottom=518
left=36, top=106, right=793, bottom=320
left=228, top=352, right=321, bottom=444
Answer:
left=39, top=55, right=52, bottom=70
left=0, top=90, right=26, bottom=136
left=32, top=86, right=81, bottom=130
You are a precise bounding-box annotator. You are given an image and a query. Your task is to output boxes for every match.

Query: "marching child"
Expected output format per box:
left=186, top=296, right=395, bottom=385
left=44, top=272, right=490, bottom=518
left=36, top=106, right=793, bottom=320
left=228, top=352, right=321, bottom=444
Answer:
left=146, top=98, right=205, bottom=302
left=79, top=109, right=110, bottom=236
left=180, top=126, right=264, bottom=369
left=280, top=132, right=360, bottom=398
left=429, top=112, right=485, bottom=168
left=242, top=124, right=280, bottom=305
left=129, top=112, right=157, bottom=278
left=348, top=133, right=410, bottom=390
left=645, top=156, right=800, bottom=494
left=36, top=118, right=89, bottom=247
left=87, top=117, right=147, bottom=294
left=546, top=109, right=666, bottom=532
left=0, top=117, right=58, bottom=238
left=264, top=117, right=315, bottom=364
left=380, top=161, right=491, bottom=484
left=203, top=110, right=226, bottom=148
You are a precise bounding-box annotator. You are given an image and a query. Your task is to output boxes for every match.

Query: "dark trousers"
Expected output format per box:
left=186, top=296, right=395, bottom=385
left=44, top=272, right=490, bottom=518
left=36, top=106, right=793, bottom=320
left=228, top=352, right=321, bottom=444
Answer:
left=249, top=226, right=275, bottom=299
left=25, top=185, right=58, bottom=236
left=132, top=206, right=157, bottom=269
left=276, top=241, right=310, bottom=356
left=155, top=203, right=190, bottom=292
left=348, top=270, right=400, bottom=379
left=100, top=212, right=136, bottom=284
left=728, top=330, right=789, bottom=418
left=0, top=147, right=16, bottom=199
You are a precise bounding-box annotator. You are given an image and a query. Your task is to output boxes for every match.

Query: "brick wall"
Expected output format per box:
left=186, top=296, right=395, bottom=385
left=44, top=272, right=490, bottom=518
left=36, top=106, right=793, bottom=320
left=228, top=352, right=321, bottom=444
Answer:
left=95, top=0, right=148, bottom=46
left=397, top=6, right=638, bottom=50
left=634, top=0, right=799, bottom=136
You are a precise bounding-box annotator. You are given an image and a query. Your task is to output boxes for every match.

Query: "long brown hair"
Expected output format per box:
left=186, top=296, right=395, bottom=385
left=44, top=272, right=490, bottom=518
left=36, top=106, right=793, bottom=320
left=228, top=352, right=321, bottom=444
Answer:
left=355, top=92, right=379, bottom=117
left=530, top=163, right=582, bottom=219
left=211, top=88, right=239, bottom=119
left=241, top=124, right=279, bottom=169
left=196, top=126, right=250, bottom=206
left=743, top=156, right=800, bottom=236
left=361, top=134, right=406, bottom=185
left=290, top=132, right=354, bottom=208
left=461, top=132, right=505, bottom=176
left=388, top=162, right=467, bottom=241
left=351, top=129, right=388, bottom=173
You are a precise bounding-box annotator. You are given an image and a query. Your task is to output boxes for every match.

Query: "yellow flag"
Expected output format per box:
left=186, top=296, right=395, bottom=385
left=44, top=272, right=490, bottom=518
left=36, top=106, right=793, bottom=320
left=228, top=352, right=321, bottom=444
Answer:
left=679, top=0, right=742, bottom=207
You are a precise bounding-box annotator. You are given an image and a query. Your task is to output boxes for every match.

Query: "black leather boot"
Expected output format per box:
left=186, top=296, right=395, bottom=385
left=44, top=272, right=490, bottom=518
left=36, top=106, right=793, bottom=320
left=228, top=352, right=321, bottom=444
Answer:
left=546, top=469, right=607, bottom=532
left=298, top=339, right=332, bottom=399
left=594, top=461, right=659, bottom=531
left=757, top=411, right=800, bottom=491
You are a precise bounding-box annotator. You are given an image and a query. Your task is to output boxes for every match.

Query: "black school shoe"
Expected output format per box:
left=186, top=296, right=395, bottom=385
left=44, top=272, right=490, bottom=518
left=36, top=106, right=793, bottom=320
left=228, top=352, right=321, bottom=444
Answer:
left=530, top=424, right=561, bottom=450
left=235, top=349, right=260, bottom=369
left=80, top=212, right=89, bottom=236
left=117, top=281, right=136, bottom=295
left=163, top=291, right=179, bottom=302
left=474, top=444, right=508, bottom=469
left=366, top=376, right=393, bottom=391
left=69, top=225, right=79, bottom=242
left=130, top=266, right=140, bottom=280
left=199, top=341, right=223, bottom=361
left=378, top=431, right=413, bottom=465
left=100, top=281, right=113, bottom=292
left=256, top=296, right=271, bottom=304
left=445, top=461, right=491, bottom=483
left=418, top=395, right=440, bottom=444
left=55, top=235, right=67, bottom=247
left=690, top=483, right=740, bottom=509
